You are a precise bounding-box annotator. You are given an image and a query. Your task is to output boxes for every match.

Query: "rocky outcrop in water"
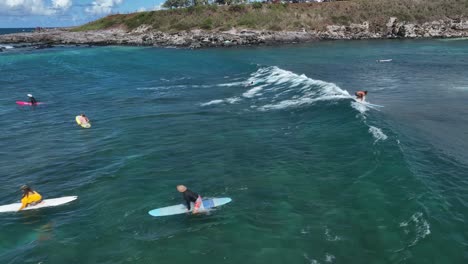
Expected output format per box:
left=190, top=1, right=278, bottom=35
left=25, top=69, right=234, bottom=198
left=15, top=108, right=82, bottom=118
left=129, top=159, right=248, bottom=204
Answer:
left=1, top=18, right=468, bottom=49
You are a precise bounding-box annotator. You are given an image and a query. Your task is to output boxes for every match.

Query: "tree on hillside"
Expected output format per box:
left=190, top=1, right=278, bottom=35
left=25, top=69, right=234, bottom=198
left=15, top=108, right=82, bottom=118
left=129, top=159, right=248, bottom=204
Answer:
left=214, top=0, right=246, bottom=5
left=163, top=0, right=246, bottom=8
left=194, top=0, right=209, bottom=5
left=162, top=0, right=191, bottom=9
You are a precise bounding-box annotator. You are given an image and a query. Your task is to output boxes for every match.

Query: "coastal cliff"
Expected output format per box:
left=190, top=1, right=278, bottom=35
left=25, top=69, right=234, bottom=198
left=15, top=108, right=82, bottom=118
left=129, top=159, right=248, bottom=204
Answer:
left=1, top=1, right=468, bottom=49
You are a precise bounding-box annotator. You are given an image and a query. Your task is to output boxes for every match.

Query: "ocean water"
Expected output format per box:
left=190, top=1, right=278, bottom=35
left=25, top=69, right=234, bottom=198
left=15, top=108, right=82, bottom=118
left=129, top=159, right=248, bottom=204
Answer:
left=0, top=28, right=34, bottom=35
left=0, top=40, right=468, bottom=264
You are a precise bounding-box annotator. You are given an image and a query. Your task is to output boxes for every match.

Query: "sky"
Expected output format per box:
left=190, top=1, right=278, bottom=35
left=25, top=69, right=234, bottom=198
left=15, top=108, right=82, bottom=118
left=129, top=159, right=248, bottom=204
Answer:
left=0, top=0, right=165, bottom=28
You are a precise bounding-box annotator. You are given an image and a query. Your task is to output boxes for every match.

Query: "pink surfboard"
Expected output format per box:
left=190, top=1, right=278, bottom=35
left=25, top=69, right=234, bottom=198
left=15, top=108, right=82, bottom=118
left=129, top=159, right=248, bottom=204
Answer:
left=16, top=101, right=43, bottom=106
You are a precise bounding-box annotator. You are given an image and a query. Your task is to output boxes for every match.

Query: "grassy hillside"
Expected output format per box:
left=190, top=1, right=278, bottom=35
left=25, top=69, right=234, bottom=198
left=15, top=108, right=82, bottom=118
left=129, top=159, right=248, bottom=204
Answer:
left=74, top=0, right=468, bottom=32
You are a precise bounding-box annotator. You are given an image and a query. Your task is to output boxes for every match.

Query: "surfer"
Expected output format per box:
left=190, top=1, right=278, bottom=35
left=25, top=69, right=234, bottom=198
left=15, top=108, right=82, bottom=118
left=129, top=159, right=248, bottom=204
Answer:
left=18, top=185, right=43, bottom=211
left=177, top=185, right=202, bottom=214
left=79, top=114, right=89, bottom=124
left=355, top=90, right=368, bottom=102
left=27, top=94, right=37, bottom=105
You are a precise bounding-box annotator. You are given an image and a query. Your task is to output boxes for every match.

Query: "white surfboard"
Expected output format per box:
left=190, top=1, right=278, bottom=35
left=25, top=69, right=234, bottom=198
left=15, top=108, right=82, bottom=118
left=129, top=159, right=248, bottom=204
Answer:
left=0, top=196, right=78, bottom=213
left=148, top=197, right=232, bottom=217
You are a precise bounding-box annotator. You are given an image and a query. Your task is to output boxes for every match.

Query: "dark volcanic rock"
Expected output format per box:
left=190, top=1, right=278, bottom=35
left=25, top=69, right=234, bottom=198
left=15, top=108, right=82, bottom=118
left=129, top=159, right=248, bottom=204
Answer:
left=1, top=18, right=468, bottom=49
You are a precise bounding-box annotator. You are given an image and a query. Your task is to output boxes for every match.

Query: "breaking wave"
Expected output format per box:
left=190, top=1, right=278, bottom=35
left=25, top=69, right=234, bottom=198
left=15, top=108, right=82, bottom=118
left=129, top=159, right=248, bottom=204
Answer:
left=201, top=66, right=389, bottom=143
left=202, top=66, right=352, bottom=110
left=369, top=126, right=388, bottom=143
left=0, top=45, right=14, bottom=49
left=399, top=212, right=431, bottom=247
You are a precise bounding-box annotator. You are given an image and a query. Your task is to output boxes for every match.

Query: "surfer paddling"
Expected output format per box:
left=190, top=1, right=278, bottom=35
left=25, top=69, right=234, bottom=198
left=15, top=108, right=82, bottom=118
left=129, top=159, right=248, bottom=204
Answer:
left=18, top=185, right=42, bottom=211
left=27, top=94, right=37, bottom=105
left=177, top=185, right=203, bottom=214
left=355, top=90, right=368, bottom=102
left=79, top=114, right=90, bottom=124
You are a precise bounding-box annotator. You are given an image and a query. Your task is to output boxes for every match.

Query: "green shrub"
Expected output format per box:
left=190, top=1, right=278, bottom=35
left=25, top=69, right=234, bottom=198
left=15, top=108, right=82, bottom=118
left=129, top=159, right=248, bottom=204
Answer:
left=173, top=21, right=192, bottom=31
left=208, top=4, right=218, bottom=12
left=331, top=15, right=349, bottom=25
left=229, top=4, right=246, bottom=13
left=201, top=18, right=213, bottom=29
left=268, top=24, right=282, bottom=31
left=238, top=16, right=257, bottom=28
left=268, top=3, right=286, bottom=10
left=252, top=2, right=262, bottom=9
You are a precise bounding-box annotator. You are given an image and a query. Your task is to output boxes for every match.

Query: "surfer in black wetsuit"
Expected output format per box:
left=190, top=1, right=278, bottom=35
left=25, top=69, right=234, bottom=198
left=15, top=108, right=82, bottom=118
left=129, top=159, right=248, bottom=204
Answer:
left=177, top=185, right=202, bottom=214
left=27, top=94, right=37, bottom=105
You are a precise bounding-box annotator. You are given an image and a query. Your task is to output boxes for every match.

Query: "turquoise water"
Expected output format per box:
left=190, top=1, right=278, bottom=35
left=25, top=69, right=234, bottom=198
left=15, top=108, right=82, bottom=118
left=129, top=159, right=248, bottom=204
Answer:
left=1, top=40, right=468, bottom=264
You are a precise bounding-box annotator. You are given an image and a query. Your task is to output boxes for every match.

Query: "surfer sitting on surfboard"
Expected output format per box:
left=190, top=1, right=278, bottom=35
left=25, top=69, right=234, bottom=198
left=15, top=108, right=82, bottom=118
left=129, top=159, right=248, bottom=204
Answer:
left=177, top=185, right=202, bottom=214
left=27, top=94, right=37, bottom=105
left=18, top=185, right=42, bottom=211
left=355, top=90, right=368, bottom=102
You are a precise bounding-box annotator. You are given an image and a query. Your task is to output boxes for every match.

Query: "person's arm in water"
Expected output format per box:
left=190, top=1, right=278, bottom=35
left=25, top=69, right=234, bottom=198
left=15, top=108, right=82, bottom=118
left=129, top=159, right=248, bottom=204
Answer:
left=30, top=97, right=37, bottom=104
left=184, top=195, right=191, bottom=211
left=18, top=195, right=29, bottom=211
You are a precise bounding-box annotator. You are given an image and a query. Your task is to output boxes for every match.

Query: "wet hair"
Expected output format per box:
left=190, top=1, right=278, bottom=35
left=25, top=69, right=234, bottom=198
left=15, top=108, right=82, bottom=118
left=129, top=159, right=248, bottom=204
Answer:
left=21, top=186, right=34, bottom=198
left=81, top=114, right=86, bottom=117
left=364, top=91, right=368, bottom=94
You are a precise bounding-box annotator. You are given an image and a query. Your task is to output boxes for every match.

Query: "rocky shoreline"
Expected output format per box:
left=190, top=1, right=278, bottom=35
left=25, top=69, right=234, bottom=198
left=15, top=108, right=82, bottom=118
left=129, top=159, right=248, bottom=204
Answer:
left=1, top=17, right=468, bottom=49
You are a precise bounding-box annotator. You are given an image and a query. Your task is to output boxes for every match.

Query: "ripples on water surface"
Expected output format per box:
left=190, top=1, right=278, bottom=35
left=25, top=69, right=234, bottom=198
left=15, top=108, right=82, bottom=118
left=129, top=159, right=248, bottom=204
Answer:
left=0, top=40, right=468, bottom=264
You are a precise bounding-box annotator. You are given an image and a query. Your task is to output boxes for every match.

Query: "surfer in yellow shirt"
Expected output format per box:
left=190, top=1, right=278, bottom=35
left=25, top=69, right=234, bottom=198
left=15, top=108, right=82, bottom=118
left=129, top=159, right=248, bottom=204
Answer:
left=18, top=185, right=43, bottom=211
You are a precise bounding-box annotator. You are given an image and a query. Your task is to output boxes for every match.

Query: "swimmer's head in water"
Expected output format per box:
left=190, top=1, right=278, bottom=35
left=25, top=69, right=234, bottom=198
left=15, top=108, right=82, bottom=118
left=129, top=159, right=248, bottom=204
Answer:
left=177, top=185, right=187, bottom=192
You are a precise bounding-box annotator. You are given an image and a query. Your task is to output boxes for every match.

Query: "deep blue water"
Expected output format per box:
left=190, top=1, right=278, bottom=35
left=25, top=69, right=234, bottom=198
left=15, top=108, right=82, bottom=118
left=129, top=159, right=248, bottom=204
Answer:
left=0, top=28, right=34, bottom=35
left=1, top=39, right=468, bottom=264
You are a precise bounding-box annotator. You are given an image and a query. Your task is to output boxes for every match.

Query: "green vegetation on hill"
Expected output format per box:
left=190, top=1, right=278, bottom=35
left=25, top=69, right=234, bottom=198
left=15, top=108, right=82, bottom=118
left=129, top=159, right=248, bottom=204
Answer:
left=74, top=0, right=468, bottom=32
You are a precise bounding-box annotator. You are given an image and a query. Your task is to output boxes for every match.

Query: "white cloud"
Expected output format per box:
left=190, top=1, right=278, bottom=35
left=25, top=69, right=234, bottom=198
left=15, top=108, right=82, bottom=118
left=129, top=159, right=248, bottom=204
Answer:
left=52, top=0, right=72, bottom=10
left=137, top=7, right=146, bottom=12
left=85, top=0, right=123, bottom=15
left=0, top=0, right=72, bottom=16
left=153, top=4, right=163, bottom=11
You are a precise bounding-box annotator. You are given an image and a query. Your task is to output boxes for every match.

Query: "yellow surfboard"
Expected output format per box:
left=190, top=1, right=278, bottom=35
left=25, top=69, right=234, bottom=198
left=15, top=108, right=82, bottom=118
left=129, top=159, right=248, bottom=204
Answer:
left=75, top=116, right=91, bottom=128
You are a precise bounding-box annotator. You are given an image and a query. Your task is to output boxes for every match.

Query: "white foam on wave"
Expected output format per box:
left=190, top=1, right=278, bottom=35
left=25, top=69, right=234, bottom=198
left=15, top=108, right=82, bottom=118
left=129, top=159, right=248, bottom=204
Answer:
left=325, top=254, right=335, bottom=263
left=261, top=94, right=350, bottom=111
left=351, top=101, right=369, bottom=114
left=399, top=212, right=431, bottom=247
left=304, top=253, right=336, bottom=264
left=226, top=97, right=241, bottom=104
left=217, top=81, right=245, bottom=87
left=200, top=97, right=240, bottom=106
left=325, top=227, right=342, bottom=241
left=303, top=254, right=320, bottom=264
left=368, top=126, right=388, bottom=143
left=243, top=84, right=268, bottom=98
left=201, top=99, right=224, bottom=106
left=247, top=66, right=351, bottom=110
left=201, top=66, right=352, bottom=109
left=0, top=45, right=14, bottom=49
